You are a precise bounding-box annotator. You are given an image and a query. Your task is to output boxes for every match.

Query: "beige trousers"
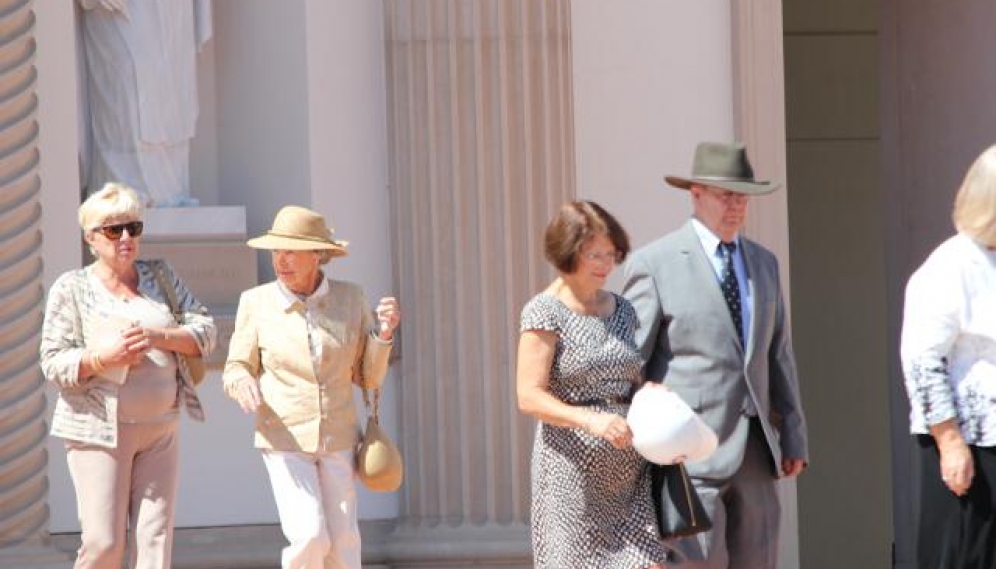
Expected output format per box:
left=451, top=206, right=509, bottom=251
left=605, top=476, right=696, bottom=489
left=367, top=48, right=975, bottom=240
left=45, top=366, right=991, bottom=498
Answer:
left=65, top=420, right=179, bottom=569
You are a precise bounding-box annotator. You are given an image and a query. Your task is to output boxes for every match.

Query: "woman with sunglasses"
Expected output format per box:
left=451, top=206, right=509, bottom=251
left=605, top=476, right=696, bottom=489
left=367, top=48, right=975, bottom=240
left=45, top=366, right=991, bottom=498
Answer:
left=40, top=183, right=216, bottom=569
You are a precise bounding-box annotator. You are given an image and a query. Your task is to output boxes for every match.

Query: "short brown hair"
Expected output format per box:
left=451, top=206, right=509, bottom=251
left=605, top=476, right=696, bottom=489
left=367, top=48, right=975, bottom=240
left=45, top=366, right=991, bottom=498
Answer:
left=953, top=145, right=996, bottom=247
left=544, top=201, right=630, bottom=273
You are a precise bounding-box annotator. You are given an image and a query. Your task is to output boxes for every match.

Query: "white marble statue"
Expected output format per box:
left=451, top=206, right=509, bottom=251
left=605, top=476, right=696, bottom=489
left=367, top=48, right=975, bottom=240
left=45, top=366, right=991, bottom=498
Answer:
left=77, top=0, right=212, bottom=207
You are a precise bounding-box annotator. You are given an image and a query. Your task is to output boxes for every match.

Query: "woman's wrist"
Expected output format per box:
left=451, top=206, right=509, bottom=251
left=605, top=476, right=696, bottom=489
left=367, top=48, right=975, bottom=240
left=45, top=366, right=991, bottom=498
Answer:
left=160, top=327, right=186, bottom=346
left=580, top=410, right=596, bottom=434
left=89, top=350, right=106, bottom=374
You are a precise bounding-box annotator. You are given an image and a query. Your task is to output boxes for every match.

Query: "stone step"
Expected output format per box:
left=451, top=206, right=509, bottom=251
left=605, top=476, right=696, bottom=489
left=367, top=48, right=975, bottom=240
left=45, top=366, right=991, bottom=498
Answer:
left=45, top=525, right=280, bottom=569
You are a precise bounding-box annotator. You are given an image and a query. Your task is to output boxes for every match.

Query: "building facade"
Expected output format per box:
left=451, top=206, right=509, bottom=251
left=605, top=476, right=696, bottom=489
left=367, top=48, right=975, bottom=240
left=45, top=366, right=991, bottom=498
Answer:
left=4, top=0, right=978, bottom=567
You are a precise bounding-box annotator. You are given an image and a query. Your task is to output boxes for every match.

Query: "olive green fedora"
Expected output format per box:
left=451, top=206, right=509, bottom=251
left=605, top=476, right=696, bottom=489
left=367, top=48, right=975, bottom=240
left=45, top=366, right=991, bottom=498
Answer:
left=665, top=141, right=780, bottom=195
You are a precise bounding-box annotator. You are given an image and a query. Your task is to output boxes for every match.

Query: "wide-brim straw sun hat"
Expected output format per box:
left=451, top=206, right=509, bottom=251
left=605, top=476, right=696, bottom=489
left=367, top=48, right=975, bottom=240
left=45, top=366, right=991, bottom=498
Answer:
left=665, top=141, right=781, bottom=196
left=247, top=205, right=348, bottom=257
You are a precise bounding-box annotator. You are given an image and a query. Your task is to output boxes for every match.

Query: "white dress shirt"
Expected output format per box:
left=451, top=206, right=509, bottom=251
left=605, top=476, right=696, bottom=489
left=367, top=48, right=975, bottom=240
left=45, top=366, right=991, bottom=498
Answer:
left=691, top=218, right=753, bottom=345
left=275, top=276, right=331, bottom=376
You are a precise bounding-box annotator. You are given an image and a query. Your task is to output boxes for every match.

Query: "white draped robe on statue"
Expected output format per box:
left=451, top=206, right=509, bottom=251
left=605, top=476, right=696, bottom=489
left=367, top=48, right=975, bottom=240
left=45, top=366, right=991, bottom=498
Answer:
left=78, top=0, right=212, bottom=206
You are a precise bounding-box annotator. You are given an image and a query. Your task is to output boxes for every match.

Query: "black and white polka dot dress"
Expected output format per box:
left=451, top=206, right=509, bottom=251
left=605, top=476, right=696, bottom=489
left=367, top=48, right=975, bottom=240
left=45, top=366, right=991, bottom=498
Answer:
left=520, top=292, right=665, bottom=569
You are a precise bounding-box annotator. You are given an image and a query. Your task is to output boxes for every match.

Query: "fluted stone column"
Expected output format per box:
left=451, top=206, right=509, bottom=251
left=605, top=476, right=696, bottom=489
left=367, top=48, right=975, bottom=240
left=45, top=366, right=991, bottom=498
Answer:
left=733, top=0, right=792, bottom=286
left=731, top=3, right=799, bottom=568
left=377, top=1, right=574, bottom=566
left=0, top=1, right=69, bottom=567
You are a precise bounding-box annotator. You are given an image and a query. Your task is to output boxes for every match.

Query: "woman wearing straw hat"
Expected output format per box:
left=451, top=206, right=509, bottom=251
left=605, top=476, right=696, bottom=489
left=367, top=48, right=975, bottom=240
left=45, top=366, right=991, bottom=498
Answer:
left=223, top=205, right=400, bottom=569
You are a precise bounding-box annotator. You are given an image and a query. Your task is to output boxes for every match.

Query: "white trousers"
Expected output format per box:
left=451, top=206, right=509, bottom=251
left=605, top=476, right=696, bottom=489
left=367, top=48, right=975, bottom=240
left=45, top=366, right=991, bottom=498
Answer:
left=262, top=449, right=361, bottom=569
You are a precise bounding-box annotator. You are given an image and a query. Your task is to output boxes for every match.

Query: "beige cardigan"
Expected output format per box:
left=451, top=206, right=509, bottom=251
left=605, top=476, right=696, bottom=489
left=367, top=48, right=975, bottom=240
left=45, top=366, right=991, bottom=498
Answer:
left=223, top=279, right=392, bottom=454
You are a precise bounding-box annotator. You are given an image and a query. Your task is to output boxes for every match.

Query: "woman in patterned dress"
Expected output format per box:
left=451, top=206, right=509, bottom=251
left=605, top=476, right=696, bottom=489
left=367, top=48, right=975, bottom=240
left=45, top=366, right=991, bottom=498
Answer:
left=901, top=145, right=996, bottom=568
left=516, top=200, right=666, bottom=569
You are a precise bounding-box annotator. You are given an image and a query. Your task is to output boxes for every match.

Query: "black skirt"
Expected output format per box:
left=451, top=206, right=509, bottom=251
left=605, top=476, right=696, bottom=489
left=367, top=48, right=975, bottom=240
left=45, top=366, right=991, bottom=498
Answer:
left=916, top=435, right=996, bottom=569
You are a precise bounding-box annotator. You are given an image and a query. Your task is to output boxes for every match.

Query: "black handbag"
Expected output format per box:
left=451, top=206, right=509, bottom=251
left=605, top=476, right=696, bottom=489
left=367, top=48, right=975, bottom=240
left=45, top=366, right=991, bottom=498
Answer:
left=650, top=462, right=712, bottom=539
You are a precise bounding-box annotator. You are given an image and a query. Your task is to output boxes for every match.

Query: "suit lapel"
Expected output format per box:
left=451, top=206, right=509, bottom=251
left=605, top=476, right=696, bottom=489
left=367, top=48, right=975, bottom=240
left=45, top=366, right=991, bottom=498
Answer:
left=740, top=239, right=769, bottom=365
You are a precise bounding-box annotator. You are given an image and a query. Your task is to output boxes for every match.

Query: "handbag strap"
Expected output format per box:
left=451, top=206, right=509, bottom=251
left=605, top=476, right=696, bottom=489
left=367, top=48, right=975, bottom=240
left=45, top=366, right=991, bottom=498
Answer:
left=361, top=387, right=381, bottom=425
left=151, top=260, right=184, bottom=325
left=676, top=462, right=699, bottom=527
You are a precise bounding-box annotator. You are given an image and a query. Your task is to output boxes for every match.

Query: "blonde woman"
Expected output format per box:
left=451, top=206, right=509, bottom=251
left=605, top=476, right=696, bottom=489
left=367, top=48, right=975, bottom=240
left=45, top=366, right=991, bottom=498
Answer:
left=223, top=205, right=400, bottom=569
left=901, top=145, right=996, bottom=568
left=40, top=183, right=216, bottom=569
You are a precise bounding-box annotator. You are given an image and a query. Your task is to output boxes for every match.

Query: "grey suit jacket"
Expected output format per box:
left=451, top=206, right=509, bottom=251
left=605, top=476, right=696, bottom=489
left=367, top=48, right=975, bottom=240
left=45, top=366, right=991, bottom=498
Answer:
left=622, top=220, right=808, bottom=479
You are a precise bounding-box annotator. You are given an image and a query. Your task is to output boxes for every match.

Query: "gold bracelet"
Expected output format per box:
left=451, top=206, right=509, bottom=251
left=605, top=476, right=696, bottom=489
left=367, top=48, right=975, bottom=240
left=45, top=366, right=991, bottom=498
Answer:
left=90, top=351, right=105, bottom=374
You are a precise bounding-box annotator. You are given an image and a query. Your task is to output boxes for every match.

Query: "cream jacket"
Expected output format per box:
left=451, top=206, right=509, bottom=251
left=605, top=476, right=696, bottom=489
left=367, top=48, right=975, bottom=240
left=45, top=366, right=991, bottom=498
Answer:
left=223, top=278, right=392, bottom=453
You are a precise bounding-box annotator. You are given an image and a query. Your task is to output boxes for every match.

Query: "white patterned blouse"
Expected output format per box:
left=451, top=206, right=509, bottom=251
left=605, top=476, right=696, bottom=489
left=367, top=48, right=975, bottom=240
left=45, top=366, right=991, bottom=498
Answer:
left=901, top=233, right=996, bottom=445
left=40, top=259, right=216, bottom=448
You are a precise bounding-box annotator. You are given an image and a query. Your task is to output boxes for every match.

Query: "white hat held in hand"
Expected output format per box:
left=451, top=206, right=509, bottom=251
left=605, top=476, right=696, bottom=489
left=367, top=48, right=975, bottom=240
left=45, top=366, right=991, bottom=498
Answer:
left=627, top=385, right=718, bottom=465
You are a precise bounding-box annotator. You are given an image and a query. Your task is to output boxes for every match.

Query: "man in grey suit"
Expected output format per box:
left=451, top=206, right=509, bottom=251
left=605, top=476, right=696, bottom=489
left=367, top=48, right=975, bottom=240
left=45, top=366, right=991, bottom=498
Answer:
left=622, top=142, right=808, bottom=569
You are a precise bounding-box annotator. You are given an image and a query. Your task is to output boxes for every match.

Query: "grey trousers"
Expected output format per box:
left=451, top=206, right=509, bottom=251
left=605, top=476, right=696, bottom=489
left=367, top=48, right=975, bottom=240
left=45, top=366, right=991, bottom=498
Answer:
left=668, top=419, right=781, bottom=569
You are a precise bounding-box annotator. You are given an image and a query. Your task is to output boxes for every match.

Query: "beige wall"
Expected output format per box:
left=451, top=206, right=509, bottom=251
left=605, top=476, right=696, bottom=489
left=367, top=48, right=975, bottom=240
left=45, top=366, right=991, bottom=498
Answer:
left=36, top=0, right=96, bottom=536
left=213, top=0, right=311, bottom=283
left=571, top=0, right=733, bottom=257
left=783, top=1, right=892, bottom=567
left=36, top=2, right=80, bottom=286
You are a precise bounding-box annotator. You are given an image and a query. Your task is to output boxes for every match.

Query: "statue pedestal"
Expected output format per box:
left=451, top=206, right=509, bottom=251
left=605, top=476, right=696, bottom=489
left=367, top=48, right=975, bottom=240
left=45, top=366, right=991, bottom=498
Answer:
left=140, top=206, right=257, bottom=366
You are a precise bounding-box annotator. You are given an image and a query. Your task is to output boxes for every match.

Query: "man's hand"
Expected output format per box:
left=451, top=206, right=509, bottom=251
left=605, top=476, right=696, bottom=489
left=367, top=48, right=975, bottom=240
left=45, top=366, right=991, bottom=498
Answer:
left=781, top=457, right=806, bottom=478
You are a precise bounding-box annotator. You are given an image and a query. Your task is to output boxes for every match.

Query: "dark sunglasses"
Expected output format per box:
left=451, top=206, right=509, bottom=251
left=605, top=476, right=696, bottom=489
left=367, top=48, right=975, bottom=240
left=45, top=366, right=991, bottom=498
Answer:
left=92, top=221, right=144, bottom=240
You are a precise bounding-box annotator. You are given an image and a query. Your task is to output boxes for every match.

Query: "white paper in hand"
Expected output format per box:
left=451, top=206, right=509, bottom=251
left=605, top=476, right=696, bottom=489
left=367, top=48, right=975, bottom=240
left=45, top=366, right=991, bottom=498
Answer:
left=89, top=313, right=133, bottom=385
left=627, top=385, right=718, bottom=465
